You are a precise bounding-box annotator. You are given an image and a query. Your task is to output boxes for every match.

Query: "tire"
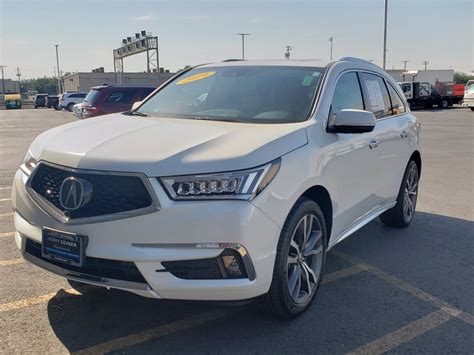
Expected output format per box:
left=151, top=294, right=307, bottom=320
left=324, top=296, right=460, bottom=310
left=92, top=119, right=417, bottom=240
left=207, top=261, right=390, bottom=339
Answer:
left=470, top=108, right=474, bottom=111
left=66, top=103, right=75, bottom=112
left=380, top=160, right=419, bottom=228
left=54, top=103, right=60, bottom=110
left=260, top=198, right=327, bottom=318
left=438, top=99, right=449, bottom=109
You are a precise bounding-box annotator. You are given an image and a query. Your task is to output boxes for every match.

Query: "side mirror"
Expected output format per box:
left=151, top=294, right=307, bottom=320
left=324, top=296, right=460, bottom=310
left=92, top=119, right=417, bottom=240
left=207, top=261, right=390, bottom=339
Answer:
left=131, top=101, right=142, bottom=111
left=327, top=109, right=376, bottom=134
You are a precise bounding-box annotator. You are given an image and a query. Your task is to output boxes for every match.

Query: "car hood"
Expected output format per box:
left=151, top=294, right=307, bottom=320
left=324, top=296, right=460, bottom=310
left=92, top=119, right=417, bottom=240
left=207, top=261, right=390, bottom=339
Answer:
left=30, top=114, right=308, bottom=176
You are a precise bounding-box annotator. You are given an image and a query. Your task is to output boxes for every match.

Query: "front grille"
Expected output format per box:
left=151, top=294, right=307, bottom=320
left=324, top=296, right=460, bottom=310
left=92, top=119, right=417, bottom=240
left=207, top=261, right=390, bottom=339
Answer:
left=162, top=250, right=247, bottom=280
left=25, top=238, right=146, bottom=283
left=29, top=163, right=153, bottom=219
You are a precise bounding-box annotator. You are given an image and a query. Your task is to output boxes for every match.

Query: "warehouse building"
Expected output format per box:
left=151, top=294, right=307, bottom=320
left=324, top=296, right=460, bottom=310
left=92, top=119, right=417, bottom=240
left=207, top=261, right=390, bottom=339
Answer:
left=62, top=71, right=175, bottom=92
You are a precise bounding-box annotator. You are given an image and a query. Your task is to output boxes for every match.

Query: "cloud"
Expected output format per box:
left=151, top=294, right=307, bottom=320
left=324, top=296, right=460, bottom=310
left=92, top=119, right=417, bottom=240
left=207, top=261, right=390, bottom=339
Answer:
left=132, top=14, right=153, bottom=22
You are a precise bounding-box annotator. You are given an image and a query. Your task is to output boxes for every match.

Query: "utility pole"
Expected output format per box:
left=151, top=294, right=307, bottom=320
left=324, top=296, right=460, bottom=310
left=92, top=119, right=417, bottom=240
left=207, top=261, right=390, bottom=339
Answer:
left=402, top=60, right=409, bottom=71
left=382, top=0, right=388, bottom=69
left=422, top=61, right=429, bottom=70
left=284, top=46, right=293, bottom=60
left=16, top=67, right=21, bottom=94
left=0, top=65, right=6, bottom=96
left=236, top=33, right=250, bottom=60
left=55, top=44, right=61, bottom=94
left=329, top=36, right=334, bottom=60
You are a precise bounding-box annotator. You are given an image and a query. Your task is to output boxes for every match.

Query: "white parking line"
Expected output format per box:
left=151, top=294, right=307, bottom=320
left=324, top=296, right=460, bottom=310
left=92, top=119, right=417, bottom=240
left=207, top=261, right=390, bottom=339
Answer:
left=0, top=258, right=24, bottom=267
left=0, top=198, right=12, bottom=202
left=0, top=212, right=13, bottom=218
left=0, top=232, right=15, bottom=238
left=0, top=187, right=12, bottom=190
left=348, top=308, right=455, bottom=354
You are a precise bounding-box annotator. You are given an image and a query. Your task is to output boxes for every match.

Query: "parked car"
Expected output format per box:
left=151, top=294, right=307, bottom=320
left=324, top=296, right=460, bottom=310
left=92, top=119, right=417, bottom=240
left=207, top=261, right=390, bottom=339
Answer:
left=12, top=58, right=421, bottom=318
left=462, top=84, right=474, bottom=111
left=46, top=95, right=60, bottom=110
left=33, top=94, right=48, bottom=108
left=4, top=94, right=22, bottom=109
left=58, top=92, right=87, bottom=111
left=79, top=85, right=156, bottom=119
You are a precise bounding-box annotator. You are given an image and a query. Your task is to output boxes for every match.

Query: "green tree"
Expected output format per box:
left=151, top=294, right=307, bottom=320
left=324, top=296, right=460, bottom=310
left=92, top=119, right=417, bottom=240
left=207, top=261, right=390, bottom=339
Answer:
left=454, top=72, right=474, bottom=84
left=21, top=77, right=58, bottom=95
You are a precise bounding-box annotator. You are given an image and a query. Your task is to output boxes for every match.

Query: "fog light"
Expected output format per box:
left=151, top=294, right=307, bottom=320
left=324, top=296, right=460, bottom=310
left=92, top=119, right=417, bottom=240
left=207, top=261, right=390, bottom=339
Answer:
left=219, top=250, right=246, bottom=279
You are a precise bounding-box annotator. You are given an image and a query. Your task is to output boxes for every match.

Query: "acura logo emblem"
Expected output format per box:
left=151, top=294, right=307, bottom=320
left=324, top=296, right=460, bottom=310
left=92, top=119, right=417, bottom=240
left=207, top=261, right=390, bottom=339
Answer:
left=59, top=177, right=92, bottom=211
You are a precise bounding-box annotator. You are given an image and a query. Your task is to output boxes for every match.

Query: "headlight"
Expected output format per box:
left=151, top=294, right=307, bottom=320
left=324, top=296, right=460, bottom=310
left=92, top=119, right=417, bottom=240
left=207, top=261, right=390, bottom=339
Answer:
left=20, top=150, right=38, bottom=176
left=161, top=159, right=281, bottom=200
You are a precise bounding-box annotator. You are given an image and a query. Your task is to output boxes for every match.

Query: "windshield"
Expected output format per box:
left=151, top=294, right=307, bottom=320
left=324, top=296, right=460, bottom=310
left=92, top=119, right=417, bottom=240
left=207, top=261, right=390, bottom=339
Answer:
left=137, top=66, right=325, bottom=123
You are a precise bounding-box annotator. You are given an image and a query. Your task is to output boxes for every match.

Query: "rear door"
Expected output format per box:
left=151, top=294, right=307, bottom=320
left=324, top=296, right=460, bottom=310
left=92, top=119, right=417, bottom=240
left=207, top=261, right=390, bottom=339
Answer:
left=102, top=89, right=137, bottom=114
left=359, top=73, right=410, bottom=202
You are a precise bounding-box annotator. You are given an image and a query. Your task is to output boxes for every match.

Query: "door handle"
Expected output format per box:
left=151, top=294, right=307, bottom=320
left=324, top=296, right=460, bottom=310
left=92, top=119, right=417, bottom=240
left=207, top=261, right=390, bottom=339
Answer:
left=369, top=139, right=380, bottom=149
left=400, top=130, right=408, bottom=138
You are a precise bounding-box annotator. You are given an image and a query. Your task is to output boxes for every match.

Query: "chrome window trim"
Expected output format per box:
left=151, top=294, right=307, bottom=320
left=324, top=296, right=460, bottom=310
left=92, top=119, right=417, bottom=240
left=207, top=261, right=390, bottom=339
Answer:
left=25, top=161, right=160, bottom=225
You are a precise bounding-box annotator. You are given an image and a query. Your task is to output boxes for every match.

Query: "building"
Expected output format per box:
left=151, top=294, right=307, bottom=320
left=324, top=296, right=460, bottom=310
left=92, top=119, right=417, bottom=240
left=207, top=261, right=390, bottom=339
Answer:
left=61, top=71, right=175, bottom=92
left=0, top=79, right=21, bottom=95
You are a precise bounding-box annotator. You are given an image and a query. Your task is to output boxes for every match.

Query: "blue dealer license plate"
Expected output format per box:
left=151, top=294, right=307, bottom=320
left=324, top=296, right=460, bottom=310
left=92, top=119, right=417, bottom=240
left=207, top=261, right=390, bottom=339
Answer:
left=42, top=228, right=86, bottom=267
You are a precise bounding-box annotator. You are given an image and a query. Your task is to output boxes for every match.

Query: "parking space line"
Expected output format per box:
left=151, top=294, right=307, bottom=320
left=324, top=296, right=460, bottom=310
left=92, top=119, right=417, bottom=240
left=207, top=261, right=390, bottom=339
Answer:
left=348, top=308, right=455, bottom=355
left=332, top=250, right=474, bottom=326
left=0, top=187, right=12, bottom=190
left=321, top=264, right=367, bottom=285
left=73, top=309, right=231, bottom=355
left=0, top=258, right=24, bottom=267
left=0, top=198, right=12, bottom=202
left=0, top=232, right=15, bottom=238
left=0, top=289, right=80, bottom=313
left=0, top=212, right=13, bottom=217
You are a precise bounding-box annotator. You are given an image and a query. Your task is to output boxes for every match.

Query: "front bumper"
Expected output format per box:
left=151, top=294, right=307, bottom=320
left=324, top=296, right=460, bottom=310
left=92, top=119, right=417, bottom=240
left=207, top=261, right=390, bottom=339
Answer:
left=462, top=98, right=474, bottom=107
left=12, top=169, right=280, bottom=300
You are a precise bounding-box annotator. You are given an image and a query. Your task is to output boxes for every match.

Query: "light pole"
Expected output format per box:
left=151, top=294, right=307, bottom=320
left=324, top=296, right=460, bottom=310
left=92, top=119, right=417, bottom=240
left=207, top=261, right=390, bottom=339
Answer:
left=0, top=65, right=6, bottom=96
left=55, top=44, right=61, bottom=94
left=382, top=0, right=388, bottom=70
left=422, top=61, right=429, bottom=70
left=236, top=33, right=250, bottom=60
left=329, top=36, right=334, bottom=60
left=402, top=60, right=409, bottom=71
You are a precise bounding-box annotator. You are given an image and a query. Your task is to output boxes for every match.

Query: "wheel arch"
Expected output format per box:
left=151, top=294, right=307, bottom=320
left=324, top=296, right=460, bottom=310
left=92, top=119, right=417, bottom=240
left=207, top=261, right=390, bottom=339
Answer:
left=410, top=150, right=422, bottom=175
left=300, top=185, right=333, bottom=243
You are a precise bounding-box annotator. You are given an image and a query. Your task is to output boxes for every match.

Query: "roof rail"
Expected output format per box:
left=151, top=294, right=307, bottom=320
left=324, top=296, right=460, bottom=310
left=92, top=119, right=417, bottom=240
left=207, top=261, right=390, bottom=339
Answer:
left=339, top=57, right=374, bottom=65
left=222, top=59, right=243, bottom=62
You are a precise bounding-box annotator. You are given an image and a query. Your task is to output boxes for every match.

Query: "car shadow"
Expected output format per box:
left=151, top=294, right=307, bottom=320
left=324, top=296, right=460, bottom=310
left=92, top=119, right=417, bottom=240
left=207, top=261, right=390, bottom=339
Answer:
left=47, top=211, right=474, bottom=353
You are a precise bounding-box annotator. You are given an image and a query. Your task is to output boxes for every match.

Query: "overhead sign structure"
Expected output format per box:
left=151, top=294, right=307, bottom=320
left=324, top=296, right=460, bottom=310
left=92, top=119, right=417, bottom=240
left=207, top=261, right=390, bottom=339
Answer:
left=113, top=30, right=159, bottom=84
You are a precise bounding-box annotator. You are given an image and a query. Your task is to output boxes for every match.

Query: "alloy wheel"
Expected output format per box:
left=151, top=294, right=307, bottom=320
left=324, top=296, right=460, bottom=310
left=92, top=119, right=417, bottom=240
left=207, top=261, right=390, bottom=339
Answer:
left=403, top=164, right=418, bottom=221
left=287, top=214, right=324, bottom=304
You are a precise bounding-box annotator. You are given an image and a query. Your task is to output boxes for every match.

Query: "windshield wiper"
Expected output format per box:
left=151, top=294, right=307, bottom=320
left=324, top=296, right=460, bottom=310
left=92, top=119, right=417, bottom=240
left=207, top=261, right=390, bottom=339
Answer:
left=124, top=111, right=148, bottom=117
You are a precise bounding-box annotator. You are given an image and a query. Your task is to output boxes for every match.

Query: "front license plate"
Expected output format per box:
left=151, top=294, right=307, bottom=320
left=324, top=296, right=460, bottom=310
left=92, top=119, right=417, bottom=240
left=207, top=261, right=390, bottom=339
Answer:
left=42, top=228, right=86, bottom=267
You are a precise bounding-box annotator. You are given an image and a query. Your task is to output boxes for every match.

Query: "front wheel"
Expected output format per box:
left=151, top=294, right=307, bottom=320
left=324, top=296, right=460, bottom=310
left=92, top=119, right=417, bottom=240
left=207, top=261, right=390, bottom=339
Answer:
left=66, top=103, right=75, bottom=111
left=260, top=198, right=327, bottom=318
left=470, top=107, right=474, bottom=111
left=438, top=99, right=449, bottom=109
left=380, top=160, right=419, bottom=227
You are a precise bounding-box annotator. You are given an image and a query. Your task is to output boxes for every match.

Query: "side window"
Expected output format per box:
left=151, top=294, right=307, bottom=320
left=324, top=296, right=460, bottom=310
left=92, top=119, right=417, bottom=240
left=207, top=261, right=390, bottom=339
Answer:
left=386, top=82, right=406, bottom=115
left=105, top=91, right=135, bottom=103
left=329, top=72, right=364, bottom=120
left=360, top=73, right=391, bottom=119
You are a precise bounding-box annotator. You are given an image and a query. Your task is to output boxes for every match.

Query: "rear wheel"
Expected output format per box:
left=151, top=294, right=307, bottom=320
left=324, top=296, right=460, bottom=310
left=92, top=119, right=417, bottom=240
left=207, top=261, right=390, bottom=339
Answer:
left=380, top=160, right=419, bottom=227
left=260, top=198, right=326, bottom=318
left=438, top=99, right=449, bottom=109
left=470, top=107, right=474, bottom=111
left=66, top=103, right=75, bottom=111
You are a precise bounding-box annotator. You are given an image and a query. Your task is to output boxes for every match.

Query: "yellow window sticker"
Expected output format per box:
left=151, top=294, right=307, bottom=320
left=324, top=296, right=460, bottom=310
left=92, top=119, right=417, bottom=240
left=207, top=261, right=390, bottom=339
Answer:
left=176, top=71, right=216, bottom=85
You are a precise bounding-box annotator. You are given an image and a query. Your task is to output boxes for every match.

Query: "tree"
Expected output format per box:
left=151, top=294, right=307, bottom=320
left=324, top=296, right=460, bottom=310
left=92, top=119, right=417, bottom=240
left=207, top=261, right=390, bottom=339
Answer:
left=454, top=72, right=474, bottom=84
left=21, top=77, right=58, bottom=94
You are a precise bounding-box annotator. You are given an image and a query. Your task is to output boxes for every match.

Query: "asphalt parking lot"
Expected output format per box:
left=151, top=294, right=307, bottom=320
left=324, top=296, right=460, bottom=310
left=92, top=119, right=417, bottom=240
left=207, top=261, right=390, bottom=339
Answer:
left=0, top=108, right=472, bottom=353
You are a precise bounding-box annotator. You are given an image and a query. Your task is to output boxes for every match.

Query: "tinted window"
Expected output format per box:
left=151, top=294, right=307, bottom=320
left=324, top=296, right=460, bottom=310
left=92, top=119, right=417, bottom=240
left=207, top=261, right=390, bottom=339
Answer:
left=69, top=93, right=86, bottom=98
left=138, top=66, right=325, bottom=123
left=139, top=88, right=155, bottom=100
left=360, top=73, right=391, bottom=119
left=329, top=72, right=364, bottom=120
left=105, top=91, right=136, bottom=103
left=84, top=89, right=102, bottom=103
left=386, top=82, right=406, bottom=115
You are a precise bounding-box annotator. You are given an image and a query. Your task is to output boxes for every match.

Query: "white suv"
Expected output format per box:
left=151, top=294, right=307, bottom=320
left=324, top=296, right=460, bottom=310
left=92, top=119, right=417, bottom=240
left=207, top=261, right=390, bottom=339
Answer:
left=12, top=58, right=421, bottom=317
left=59, top=92, right=87, bottom=111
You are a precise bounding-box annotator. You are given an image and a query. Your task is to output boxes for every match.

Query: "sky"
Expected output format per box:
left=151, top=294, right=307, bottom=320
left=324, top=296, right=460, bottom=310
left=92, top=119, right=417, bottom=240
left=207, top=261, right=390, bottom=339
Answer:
left=0, top=0, right=473, bottom=80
